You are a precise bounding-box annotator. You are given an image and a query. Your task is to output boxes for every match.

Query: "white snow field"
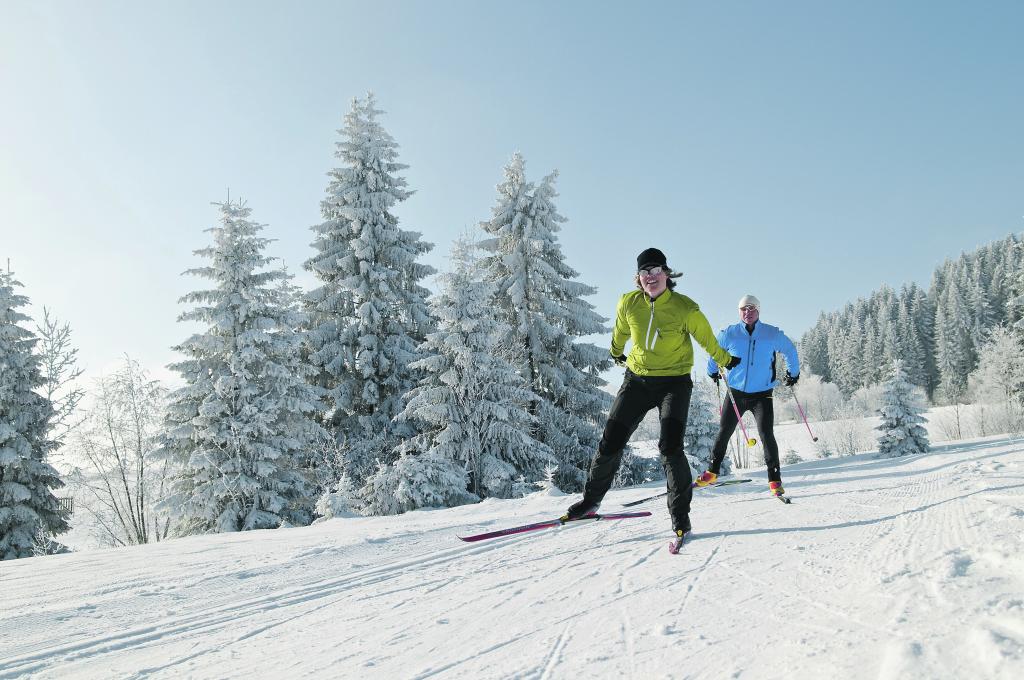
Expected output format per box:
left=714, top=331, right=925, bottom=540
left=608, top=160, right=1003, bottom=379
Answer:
left=3, top=435, right=1024, bottom=680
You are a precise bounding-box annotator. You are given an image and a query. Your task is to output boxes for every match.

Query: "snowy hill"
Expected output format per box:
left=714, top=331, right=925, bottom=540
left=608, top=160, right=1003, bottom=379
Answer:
left=3, top=436, right=1024, bottom=679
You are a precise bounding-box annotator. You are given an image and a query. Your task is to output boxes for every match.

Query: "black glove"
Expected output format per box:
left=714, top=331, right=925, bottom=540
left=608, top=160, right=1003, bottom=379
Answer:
left=725, top=356, right=741, bottom=370
left=708, top=372, right=721, bottom=385
left=613, top=354, right=627, bottom=367
left=783, top=371, right=799, bottom=387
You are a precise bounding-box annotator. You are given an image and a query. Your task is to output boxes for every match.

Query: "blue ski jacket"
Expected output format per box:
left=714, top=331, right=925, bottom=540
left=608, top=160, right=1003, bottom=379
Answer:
left=706, top=321, right=800, bottom=393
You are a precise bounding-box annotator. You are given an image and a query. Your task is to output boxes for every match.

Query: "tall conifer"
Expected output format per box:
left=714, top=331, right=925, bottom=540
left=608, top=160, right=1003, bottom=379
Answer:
left=0, top=272, right=68, bottom=558
left=160, top=202, right=325, bottom=533
left=303, top=94, right=435, bottom=507
left=478, top=155, right=611, bottom=491
left=392, top=238, right=555, bottom=510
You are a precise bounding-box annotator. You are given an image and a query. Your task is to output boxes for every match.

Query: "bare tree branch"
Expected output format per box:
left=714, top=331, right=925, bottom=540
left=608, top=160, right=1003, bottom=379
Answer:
left=63, top=357, right=172, bottom=547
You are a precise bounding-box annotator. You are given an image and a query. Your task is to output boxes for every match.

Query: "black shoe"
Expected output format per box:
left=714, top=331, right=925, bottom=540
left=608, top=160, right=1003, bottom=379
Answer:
left=562, top=498, right=600, bottom=521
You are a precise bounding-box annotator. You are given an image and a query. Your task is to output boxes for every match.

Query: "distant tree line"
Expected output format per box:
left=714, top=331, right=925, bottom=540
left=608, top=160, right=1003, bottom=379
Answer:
left=800, top=233, right=1023, bottom=404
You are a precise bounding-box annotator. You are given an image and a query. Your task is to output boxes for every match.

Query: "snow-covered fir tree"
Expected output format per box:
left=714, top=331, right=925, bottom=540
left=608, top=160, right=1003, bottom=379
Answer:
left=908, top=283, right=938, bottom=399
left=0, top=272, right=68, bottom=559
left=895, top=295, right=928, bottom=389
left=478, top=154, right=611, bottom=492
left=876, top=360, right=930, bottom=458
left=1008, top=238, right=1024, bottom=329
left=968, top=326, right=1024, bottom=423
left=968, top=262, right=995, bottom=348
left=934, top=276, right=976, bottom=404
left=303, top=94, right=435, bottom=511
left=686, top=377, right=732, bottom=476
left=159, top=201, right=326, bottom=534
left=389, top=238, right=556, bottom=512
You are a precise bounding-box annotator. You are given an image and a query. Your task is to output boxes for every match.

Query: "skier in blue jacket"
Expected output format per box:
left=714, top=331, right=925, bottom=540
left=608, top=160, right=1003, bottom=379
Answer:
left=698, top=295, right=800, bottom=497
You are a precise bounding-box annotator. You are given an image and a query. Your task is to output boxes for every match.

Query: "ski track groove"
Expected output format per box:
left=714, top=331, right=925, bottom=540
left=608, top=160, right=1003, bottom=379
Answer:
left=673, top=538, right=725, bottom=617
left=400, top=516, right=665, bottom=678
left=403, top=517, right=695, bottom=678
left=0, top=526, right=574, bottom=678
left=620, top=606, right=636, bottom=680
left=536, top=622, right=572, bottom=680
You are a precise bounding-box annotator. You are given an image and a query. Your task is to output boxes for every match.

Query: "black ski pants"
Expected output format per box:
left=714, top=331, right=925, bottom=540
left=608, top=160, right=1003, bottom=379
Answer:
left=581, top=370, right=693, bottom=532
left=710, top=389, right=782, bottom=482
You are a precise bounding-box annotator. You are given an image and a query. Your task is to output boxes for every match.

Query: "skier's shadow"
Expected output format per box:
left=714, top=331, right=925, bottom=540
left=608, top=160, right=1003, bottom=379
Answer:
left=616, top=482, right=1024, bottom=545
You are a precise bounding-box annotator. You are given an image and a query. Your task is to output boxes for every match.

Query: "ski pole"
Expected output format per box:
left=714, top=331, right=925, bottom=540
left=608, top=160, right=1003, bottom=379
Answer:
left=716, top=379, right=722, bottom=417
left=721, top=367, right=757, bottom=447
left=790, top=386, right=818, bottom=442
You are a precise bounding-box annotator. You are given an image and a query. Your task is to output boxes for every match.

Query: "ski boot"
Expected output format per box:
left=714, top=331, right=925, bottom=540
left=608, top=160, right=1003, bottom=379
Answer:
left=669, top=518, right=692, bottom=554
left=694, top=470, right=718, bottom=487
left=560, top=498, right=599, bottom=522
left=768, top=480, right=785, bottom=496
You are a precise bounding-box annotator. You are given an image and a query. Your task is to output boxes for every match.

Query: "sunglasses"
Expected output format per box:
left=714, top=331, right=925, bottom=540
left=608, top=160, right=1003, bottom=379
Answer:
left=638, top=266, right=665, bottom=276
left=739, top=305, right=758, bottom=312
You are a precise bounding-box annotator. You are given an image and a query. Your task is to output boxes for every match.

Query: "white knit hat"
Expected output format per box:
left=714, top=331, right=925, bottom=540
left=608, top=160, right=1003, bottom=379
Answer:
left=738, top=294, right=760, bottom=310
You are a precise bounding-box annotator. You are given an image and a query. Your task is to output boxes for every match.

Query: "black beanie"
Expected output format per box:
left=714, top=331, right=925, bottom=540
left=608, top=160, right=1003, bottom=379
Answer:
left=637, top=247, right=667, bottom=270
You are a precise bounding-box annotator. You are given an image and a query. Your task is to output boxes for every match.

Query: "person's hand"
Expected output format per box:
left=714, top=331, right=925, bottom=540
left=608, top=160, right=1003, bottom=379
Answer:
left=725, top=356, right=741, bottom=370
left=613, top=354, right=628, bottom=367
left=708, top=372, right=721, bottom=385
left=783, top=371, right=799, bottom=387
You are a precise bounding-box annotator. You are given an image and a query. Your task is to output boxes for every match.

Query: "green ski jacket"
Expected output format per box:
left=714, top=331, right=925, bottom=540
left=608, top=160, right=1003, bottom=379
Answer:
left=611, top=289, right=732, bottom=377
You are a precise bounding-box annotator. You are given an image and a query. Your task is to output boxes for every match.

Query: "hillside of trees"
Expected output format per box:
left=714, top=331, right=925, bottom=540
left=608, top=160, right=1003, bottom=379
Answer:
left=800, top=233, right=1022, bottom=403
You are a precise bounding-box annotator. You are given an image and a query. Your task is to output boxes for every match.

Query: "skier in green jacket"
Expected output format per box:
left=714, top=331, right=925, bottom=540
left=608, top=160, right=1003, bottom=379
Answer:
left=563, top=247, right=740, bottom=541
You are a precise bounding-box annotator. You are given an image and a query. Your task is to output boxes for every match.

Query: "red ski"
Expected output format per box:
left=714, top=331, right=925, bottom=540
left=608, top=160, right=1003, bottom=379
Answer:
left=457, top=511, right=651, bottom=543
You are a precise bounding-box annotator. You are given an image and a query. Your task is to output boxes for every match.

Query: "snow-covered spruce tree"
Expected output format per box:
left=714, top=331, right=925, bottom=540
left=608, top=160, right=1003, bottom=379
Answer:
left=934, top=277, right=976, bottom=405
left=158, top=201, right=326, bottom=534
left=1009, top=238, right=1024, bottom=330
left=0, top=272, right=68, bottom=559
left=478, top=155, right=611, bottom=492
left=876, top=360, right=930, bottom=458
left=968, top=326, right=1024, bottom=430
left=303, top=94, right=434, bottom=511
left=391, top=237, right=557, bottom=511
left=686, top=376, right=732, bottom=476
left=895, top=294, right=928, bottom=391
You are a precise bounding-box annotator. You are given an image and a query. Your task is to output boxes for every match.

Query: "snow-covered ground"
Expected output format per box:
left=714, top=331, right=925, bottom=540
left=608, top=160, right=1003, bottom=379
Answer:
left=3, top=434, right=1023, bottom=679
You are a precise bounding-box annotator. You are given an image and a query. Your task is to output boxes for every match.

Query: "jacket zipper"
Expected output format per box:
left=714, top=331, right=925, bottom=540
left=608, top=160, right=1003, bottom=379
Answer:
left=646, top=299, right=656, bottom=349
left=744, top=336, right=755, bottom=391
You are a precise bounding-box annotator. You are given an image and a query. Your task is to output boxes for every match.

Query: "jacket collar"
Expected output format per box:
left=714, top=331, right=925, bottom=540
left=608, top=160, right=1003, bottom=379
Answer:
left=645, top=289, right=672, bottom=306
left=736, top=319, right=762, bottom=336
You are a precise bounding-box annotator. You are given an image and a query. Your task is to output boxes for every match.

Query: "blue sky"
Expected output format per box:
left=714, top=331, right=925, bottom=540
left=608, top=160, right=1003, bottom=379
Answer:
left=2, top=0, right=1022, bottom=384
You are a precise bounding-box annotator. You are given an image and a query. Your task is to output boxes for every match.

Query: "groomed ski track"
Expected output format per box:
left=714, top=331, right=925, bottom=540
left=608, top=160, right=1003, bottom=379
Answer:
left=2, top=436, right=1023, bottom=679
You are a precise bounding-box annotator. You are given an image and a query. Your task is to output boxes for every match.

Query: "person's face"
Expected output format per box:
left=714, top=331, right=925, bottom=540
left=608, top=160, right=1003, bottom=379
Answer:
left=639, top=265, right=668, bottom=297
left=739, top=304, right=759, bottom=325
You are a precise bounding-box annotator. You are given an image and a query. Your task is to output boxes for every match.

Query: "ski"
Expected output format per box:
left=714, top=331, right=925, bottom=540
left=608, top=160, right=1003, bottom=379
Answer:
left=457, top=510, right=652, bottom=543
left=621, top=478, right=753, bottom=507
left=775, top=494, right=792, bottom=504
